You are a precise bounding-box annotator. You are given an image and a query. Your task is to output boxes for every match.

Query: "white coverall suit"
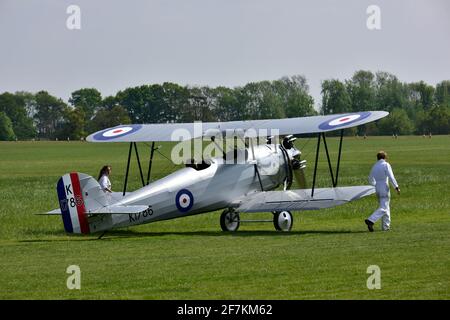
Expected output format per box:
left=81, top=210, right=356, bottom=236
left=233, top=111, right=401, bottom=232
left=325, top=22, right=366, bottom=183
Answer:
left=367, top=159, right=399, bottom=231
left=99, top=174, right=111, bottom=192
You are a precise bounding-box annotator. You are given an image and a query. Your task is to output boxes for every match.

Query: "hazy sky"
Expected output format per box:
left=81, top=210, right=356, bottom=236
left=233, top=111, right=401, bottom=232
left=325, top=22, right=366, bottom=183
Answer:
left=1, top=0, right=449, bottom=108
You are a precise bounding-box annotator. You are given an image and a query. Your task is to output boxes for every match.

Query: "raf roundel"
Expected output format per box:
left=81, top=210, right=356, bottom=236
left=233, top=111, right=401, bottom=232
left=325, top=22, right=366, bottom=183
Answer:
left=93, top=124, right=142, bottom=141
left=318, top=112, right=372, bottom=130
left=176, top=189, right=194, bottom=213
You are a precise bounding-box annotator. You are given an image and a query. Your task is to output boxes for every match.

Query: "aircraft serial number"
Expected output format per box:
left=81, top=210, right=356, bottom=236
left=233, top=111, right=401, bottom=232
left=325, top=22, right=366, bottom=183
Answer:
left=128, top=207, right=153, bottom=223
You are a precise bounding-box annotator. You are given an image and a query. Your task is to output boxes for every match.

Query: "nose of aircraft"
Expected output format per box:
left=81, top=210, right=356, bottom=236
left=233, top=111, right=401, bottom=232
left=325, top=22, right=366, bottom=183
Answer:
left=282, top=140, right=306, bottom=189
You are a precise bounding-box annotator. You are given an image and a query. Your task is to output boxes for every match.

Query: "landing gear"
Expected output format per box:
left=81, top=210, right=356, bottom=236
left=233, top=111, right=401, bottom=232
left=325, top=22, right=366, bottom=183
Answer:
left=273, top=211, right=293, bottom=232
left=220, top=209, right=240, bottom=232
left=220, top=209, right=293, bottom=232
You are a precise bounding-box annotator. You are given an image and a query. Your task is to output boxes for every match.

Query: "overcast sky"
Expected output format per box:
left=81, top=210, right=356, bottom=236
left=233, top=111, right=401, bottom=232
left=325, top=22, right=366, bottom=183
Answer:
left=0, top=0, right=449, bottom=108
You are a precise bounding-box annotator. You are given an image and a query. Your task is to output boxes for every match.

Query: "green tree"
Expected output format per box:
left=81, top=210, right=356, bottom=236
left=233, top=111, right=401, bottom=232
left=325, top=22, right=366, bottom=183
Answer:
left=56, top=108, right=86, bottom=140
left=408, top=106, right=449, bottom=135
left=375, top=72, right=407, bottom=112
left=0, top=92, right=36, bottom=139
left=258, top=81, right=285, bottom=119
left=321, top=79, right=351, bottom=114
left=378, top=108, right=414, bottom=135
left=415, top=109, right=429, bottom=135
left=235, top=83, right=257, bottom=119
left=69, top=88, right=102, bottom=121
left=212, top=86, right=241, bottom=121
left=435, top=80, right=450, bottom=107
left=274, top=75, right=316, bottom=117
left=34, top=91, right=67, bottom=139
left=90, top=105, right=131, bottom=132
left=346, top=70, right=376, bottom=112
left=428, top=105, right=450, bottom=134
left=155, top=82, right=189, bottom=123
left=238, top=81, right=284, bottom=120
left=407, top=81, right=435, bottom=110
left=116, top=83, right=189, bottom=123
left=101, top=95, right=118, bottom=110
left=185, top=86, right=217, bottom=122
left=237, top=77, right=315, bottom=120
left=115, top=86, right=145, bottom=123
left=0, top=111, right=16, bottom=140
left=162, top=83, right=194, bottom=122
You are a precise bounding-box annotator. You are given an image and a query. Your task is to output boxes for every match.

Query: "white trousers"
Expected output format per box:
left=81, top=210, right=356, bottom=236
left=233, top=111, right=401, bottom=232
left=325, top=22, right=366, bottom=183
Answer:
left=368, top=194, right=391, bottom=231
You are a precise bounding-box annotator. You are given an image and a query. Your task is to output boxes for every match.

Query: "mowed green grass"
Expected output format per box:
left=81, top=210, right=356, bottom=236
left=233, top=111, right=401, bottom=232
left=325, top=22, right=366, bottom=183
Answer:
left=0, top=136, right=449, bottom=299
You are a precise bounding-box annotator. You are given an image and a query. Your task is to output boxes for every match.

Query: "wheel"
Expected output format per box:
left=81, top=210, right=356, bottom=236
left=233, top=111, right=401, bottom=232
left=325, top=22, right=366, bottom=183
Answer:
left=220, top=209, right=240, bottom=232
left=273, top=211, right=293, bottom=232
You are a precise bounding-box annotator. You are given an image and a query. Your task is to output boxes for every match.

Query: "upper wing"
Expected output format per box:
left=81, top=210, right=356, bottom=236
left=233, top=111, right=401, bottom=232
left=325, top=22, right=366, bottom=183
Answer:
left=86, top=111, right=388, bottom=142
left=232, top=186, right=375, bottom=212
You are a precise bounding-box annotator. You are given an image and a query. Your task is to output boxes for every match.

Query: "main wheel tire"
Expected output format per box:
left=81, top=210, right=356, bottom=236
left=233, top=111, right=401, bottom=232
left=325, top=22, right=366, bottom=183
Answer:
left=273, top=211, right=293, bottom=232
left=220, top=209, right=240, bottom=232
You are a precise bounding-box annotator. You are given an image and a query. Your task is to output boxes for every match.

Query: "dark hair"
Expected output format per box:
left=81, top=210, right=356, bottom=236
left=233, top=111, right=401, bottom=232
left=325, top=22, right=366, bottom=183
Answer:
left=377, top=151, right=387, bottom=160
left=98, top=165, right=111, bottom=180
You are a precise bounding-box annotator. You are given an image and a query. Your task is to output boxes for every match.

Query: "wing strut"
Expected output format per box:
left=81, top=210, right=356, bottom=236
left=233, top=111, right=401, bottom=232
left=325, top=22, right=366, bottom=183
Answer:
left=322, top=133, right=335, bottom=188
left=334, top=129, right=344, bottom=187
left=311, top=133, right=321, bottom=198
left=250, top=138, right=264, bottom=191
left=122, top=142, right=147, bottom=196
left=310, top=129, right=345, bottom=197
left=123, top=143, right=133, bottom=196
left=146, top=142, right=156, bottom=185
left=134, top=142, right=145, bottom=187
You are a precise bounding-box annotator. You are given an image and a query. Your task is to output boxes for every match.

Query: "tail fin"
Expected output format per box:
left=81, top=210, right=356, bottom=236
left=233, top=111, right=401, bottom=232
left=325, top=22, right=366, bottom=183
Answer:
left=56, top=172, right=111, bottom=234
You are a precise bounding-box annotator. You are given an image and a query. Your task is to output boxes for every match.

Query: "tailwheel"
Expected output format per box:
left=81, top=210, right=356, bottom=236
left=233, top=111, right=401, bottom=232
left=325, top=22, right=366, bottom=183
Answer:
left=273, top=211, right=293, bottom=232
left=220, top=209, right=240, bottom=232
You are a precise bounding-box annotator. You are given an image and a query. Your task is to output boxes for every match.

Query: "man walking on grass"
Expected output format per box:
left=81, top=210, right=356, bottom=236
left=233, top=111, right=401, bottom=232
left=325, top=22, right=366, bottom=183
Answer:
left=365, top=151, right=400, bottom=232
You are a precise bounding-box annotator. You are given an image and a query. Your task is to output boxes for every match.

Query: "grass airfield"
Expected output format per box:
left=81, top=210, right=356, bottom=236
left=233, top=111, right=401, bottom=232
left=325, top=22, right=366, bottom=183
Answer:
left=0, top=135, right=449, bottom=299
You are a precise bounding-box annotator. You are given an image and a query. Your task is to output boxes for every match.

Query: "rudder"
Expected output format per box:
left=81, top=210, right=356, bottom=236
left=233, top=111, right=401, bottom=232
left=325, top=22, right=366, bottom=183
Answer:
left=56, top=173, right=93, bottom=234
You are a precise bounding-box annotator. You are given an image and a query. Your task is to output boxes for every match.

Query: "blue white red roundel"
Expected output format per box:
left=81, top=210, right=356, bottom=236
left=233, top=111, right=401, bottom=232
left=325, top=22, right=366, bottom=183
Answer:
left=176, top=189, right=194, bottom=213
left=318, top=112, right=371, bottom=130
left=93, top=124, right=142, bottom=141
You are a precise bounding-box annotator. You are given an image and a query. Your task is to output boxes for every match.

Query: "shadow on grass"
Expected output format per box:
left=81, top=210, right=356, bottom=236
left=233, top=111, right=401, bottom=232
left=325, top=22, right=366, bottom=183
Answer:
left=18, top=228, right=367, bottom=242
left=104, top=229, right=367, bottom=238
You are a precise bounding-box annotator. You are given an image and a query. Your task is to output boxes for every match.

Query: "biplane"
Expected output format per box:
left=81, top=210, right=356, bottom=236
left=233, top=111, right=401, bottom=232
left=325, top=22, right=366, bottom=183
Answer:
left=45, top=111, right=388, bottom=234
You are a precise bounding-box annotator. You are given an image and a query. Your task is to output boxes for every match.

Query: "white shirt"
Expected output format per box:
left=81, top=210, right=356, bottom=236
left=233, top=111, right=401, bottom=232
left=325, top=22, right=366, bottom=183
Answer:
left=368, top=159, right=398, bottom=196
left=99, top=174, right=111, bottom=192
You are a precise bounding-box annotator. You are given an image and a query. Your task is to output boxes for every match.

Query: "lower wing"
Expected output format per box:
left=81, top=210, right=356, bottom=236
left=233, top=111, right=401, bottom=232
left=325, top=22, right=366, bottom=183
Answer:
left=232, top=186, right=375, bottom=212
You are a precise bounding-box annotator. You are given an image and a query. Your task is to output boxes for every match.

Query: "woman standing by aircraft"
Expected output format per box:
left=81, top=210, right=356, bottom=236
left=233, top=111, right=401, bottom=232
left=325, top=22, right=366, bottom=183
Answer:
left=98, top=165, right=113, bottom=193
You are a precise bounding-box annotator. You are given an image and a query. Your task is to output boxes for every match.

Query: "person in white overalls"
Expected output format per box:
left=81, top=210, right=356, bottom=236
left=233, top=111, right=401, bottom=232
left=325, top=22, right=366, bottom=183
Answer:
left=365, top=151, right=400, bottom=232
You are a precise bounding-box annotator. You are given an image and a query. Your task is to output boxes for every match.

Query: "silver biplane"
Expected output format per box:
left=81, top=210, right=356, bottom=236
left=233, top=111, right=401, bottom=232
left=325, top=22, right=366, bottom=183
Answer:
left=45, top=111, right=388, bottom=234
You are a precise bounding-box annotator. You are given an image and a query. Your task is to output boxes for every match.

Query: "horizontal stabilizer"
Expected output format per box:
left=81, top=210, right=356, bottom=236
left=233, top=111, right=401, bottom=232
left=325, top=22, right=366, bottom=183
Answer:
left=42, top=205, right=150, bottom=215
left=234, top=186, right=375, bottom=212
left=37, top=209, right=62, bottom=215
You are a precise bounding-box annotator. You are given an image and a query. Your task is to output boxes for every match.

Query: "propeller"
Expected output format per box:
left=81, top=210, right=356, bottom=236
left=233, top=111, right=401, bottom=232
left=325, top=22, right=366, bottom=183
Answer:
left=291, top=157, right=307, bottom=189
left=282, top=135, right=307, bottom=190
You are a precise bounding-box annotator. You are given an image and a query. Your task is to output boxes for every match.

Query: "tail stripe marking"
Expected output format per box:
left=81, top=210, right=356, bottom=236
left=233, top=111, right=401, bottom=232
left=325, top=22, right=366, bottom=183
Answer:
left=70, top=173, right=90, bottom=234
left=63, top=174, right=81, bottom=233
left=57, top=178, right=73, bottom=233
left=62, top=174, right=81, bottom=233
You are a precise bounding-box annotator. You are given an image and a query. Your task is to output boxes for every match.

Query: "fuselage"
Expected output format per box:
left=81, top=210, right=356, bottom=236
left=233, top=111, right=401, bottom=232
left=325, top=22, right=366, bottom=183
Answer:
left=95, top=144, right=293, bottom=230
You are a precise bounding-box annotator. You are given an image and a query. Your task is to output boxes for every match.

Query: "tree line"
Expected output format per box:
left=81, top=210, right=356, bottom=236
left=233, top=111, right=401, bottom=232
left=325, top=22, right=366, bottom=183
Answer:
left=0, top=71, right=449, bottom=141
left=321, top=71, right=450, bottom=135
